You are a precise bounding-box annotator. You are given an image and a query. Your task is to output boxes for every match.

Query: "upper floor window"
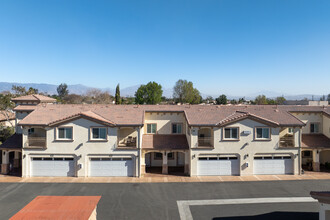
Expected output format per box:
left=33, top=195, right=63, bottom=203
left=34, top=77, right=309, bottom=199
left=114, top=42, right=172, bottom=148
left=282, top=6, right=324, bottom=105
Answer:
left=255, top=127, right=270, bottom=140
left=28, top=128, right=35, bottom=135
left=288, top=128, right=294, bottom=134
left=58, top=127, right=73, bottom=140
left=91, top=127, right=107, bottom=140
left=172, top=123, right=182, bottom=134
left=224, top=127, right=239, bottom=140
left=310, top=123, right=319, bottom=133
left=147, top=123, right=157, bottom=134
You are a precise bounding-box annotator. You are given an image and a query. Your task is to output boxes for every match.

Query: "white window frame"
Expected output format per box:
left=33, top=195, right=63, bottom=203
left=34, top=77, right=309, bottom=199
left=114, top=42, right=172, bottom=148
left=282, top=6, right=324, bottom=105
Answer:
left=288, top=127, right=294, bottom=134
left=255, top=127, right=271, bottom=140
left=172, top=123, right=183, bottom=134
left=147, top=123, right=157, bottom=134
left=223, top=127, right=239, bottom=140
left=310, top=123, right=320, bottom=134
left=90, top=127, right=107, bottom=140
left=57, top=127, right=73, bottom=140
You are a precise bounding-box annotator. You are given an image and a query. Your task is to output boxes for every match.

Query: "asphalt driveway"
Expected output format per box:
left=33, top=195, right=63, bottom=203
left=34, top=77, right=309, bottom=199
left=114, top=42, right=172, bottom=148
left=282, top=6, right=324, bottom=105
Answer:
left=0, top=180, right=329, bottom=219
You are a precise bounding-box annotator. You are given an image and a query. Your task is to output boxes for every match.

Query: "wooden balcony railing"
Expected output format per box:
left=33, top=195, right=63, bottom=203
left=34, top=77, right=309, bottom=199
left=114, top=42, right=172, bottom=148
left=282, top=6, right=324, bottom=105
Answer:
left=198, top=137, right=213, bottom=147
left=117, top=136, right=137, bottom=148
left=279, top=136, right=295, bottom=148
left=25, top=137, right=47, bottom=149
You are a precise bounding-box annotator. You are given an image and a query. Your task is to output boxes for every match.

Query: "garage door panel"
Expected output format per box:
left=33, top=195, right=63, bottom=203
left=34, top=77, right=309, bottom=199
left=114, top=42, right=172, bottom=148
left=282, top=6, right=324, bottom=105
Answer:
left=89, top=158, right=133, bottom=177
left=31, top=158, right=75, bottom=177
left=197, top=157, right=239, bottom=176
left=253, top=157, right=293, bottom=175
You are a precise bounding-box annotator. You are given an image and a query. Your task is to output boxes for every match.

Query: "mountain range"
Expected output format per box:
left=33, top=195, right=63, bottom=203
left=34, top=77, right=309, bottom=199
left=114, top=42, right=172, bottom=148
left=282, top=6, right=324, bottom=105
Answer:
left=0, top=82, right=325, bottom=100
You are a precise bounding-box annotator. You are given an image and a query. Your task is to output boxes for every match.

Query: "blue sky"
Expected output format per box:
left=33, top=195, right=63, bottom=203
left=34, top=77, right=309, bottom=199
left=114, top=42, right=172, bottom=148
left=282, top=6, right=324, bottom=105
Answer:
left=0, top=0, right=329, bottom=96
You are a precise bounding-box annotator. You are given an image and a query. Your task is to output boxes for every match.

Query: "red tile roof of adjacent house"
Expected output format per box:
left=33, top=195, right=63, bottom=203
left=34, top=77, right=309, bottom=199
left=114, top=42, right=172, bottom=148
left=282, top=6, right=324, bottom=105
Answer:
left=302, top=134, right=330, bottom=149
left=142, top=134, right=189, bottom=150
left=11, top=94, right=56, bottom=102
left=10, top=196, right=101, bottom=220
left=0, top=110, right=15, bottom=121
left=13, top=105, right=38, bottom=112
left=17, top=104, right=309, bottom=127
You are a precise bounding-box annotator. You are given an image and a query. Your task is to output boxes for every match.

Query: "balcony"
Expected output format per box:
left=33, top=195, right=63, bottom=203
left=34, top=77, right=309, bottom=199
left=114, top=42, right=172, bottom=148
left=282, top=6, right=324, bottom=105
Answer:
left=117, top=128, right=138, bottom=148
left=279, top=135, right=295, bottom=148
left=25, top=137, right=47, bottom=149
left=198, top=137, right=213, bottom=148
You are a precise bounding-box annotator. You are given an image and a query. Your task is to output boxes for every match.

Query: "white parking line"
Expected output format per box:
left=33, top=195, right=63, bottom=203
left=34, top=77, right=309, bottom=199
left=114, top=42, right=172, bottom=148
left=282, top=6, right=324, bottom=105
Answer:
left=177, top=197, right=316, bottom=220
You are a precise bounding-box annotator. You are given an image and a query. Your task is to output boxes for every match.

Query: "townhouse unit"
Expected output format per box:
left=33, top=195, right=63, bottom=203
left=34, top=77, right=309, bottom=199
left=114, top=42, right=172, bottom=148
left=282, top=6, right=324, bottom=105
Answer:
left=0, top=95, right=329, bottom=177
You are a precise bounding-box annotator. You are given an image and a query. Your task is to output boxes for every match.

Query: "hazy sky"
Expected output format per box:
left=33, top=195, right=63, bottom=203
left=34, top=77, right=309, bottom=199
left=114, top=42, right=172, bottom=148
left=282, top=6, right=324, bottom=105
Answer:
left=0, top=0, right=329, bottom=96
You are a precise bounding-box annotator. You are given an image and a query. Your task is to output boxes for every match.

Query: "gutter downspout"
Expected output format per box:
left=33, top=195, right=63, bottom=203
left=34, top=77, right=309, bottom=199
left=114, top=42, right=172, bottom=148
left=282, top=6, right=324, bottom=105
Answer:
left=137, top=126, right=141, bottom=177
left=298, top=128, right=302, bottom=175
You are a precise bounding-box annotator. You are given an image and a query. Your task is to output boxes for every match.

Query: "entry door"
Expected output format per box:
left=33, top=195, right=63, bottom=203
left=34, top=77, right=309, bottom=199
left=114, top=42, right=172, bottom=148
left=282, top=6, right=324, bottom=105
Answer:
left=145, top=154, right=151, bottom=167
left=178, top=152, right=185, bottom=166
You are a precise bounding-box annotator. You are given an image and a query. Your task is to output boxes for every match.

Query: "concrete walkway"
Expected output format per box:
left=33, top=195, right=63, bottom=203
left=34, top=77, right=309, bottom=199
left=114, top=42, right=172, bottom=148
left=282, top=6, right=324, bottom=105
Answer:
left=1, top=171, right=330, bottom=183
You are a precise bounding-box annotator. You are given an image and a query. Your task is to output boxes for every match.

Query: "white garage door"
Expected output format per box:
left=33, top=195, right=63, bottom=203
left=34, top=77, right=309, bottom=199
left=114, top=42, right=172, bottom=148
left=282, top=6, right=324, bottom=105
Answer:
left=89, top=158, right=133, bottom=177
left=197, top=156, right=240, bottom=176
left=31, top=157, right=75, bottom=177
left=254, top=156, right=293, bottom=175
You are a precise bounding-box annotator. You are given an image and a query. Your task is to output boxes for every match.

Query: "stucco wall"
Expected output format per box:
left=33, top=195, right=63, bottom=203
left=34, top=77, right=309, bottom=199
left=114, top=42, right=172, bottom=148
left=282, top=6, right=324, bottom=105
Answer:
left=190, top=119, right=299, bottom=176
left=16, top=111, right=30, bottom=133
left=322, top=115, right=330, bottom=138
left=292, top=112, right=323, bottom=134
left=144, top=112, right=186, bottom=134
left=22, top=118, right=138, bottom=177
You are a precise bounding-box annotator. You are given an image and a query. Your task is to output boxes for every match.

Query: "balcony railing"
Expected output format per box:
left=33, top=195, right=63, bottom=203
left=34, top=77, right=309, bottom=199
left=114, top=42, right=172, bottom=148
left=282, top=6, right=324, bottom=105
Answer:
left=25, top=137, right=47, bottom=149
left=198, top=137, right=213, bottom=147
left=279, top=136, right=295, bottom=148
left=118, top=136, right=137, bottom=148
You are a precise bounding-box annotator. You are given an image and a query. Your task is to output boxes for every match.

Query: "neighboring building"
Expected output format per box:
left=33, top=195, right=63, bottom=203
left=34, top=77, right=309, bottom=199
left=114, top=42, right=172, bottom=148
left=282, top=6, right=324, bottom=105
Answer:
left=284, top=100, right=329, bottom=106
left=0, top=96, right=329, bottom=178
left=0, top=111, right=15, bottom=127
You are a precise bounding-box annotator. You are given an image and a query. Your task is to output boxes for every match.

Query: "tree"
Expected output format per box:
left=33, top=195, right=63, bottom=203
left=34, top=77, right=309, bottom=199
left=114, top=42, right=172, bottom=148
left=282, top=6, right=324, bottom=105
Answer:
left=12, top=85, right=26, bottom=95
left=275, top=96, right=286, bottom=105
left=135, top=81, right=163, bottom=104
left=255, top=95, right=267, bottom=105
left=84, top=89, right=113, bottom=104
left=173, top=79, right=201, bottom=104
left=238, top=97, right=246, bottom=104
left=26, top=87, right=38, bottom=95
left=0, top=92, right=15, bottom=127
left=57, top=83, right=69, bottom=100
left=115, top=84, right=121, bottom=104
left=216, top=94, right=227, bottom=105
left=0, top=126, right=14, bottom=145
left=320, top=95, right=326, bottom=101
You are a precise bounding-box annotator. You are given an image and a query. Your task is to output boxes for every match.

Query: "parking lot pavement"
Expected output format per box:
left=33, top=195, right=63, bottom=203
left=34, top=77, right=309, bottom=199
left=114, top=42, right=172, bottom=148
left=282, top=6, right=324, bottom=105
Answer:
left=0, top=180, right=329, bottom=220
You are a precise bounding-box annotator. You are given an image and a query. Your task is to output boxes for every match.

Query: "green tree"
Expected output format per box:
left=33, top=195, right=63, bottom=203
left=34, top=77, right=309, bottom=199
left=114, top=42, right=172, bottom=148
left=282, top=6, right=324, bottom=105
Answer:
left=266, top=98, right=276, bottom=105
left=135, top=82, right=163, bottom=104
left=12, top=85, right=26, bottom=95
left=57, top=83, right=69, bottom=100
left=275, top=96, right=286, bottom=105
left=27, top=87, right=39, bottom=95
left=115, top=84, right=121, bottom=104
left=0, top=126, right=15, bottom=145
left=0, top=92, right=15, bottom=127
left=255, top=95, right=267, bottom=105
left=173, top=79, right=201, bottom=104
left=238, top=97, right=246, bottom=104
left=216, top=94, right=227, bottom=105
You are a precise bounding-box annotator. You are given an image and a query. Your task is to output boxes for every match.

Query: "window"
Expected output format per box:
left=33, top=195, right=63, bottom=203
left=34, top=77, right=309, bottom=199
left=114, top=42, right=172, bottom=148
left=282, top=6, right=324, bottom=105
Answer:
left=302, top=151, right=312, bottom=157
left=28, top=128, right=35, bottom=135
left=172, top=123, right=182, bottom=134
left=288, top=128, right=294, bottom=134
left=91, top=127, right=107, bottom=140
left=255, top=127, right=270, bottom=139
left=224, top=127, right=239, bottom=139
left=147, top=124, right=157, bottom=134
left=167, top=152, right=174, bottom=160
left=310, top=123, right=319, bottom=133
left=154, top=152, right=162, bottom=160
left=58, top=127, right=73, bottom=140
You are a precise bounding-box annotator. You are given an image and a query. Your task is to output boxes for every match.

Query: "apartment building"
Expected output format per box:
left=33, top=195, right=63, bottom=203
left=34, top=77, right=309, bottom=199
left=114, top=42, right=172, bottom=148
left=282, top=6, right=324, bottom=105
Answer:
left=0, top=94, right=329, bottom=177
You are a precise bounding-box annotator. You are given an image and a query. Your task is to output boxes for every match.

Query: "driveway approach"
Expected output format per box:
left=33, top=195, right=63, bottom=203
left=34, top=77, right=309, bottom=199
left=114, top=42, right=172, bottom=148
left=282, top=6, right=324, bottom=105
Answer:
left=1, top=180, right=329, bottom=220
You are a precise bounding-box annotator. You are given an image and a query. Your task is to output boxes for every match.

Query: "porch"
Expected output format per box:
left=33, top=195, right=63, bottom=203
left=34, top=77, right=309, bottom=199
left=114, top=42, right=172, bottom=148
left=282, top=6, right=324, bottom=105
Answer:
left=0, top=133, right=23, bottom=176
left=117, top=127, right=138, bottom=148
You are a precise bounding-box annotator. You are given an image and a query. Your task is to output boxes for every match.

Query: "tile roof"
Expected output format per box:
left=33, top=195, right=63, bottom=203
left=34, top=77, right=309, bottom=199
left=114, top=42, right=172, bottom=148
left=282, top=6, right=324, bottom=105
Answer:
left=18, top=104, right=308, bottom=127
left=302, top=134, right=330, bottom=149
left=13, top=105, right=38, bottom=112
left=11, top=94, right=56, bottom=102
left=142, top=134, right=189, bottom=150
left=0, top=111, right=15, bottom=121
left=10, top=196, right=101, bottom=220
left=0, top=133, right=22, bottom=150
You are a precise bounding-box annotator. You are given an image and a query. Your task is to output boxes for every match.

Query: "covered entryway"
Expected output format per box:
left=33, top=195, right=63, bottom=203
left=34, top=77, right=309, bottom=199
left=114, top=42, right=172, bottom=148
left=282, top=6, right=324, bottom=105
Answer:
left=31, top=157, right=75, bottom=177
left=144, top=152, right=185, bottom=176
left=253, top=156, right=293, bottom=175
left=197, top=156, right=240, bottom=176
left=89, top=157, right=133, bottom=177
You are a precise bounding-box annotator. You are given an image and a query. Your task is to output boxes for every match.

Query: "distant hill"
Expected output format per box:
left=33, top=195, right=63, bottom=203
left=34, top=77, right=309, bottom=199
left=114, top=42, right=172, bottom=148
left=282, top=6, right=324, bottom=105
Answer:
left=0, top=82, right=325, bottom=100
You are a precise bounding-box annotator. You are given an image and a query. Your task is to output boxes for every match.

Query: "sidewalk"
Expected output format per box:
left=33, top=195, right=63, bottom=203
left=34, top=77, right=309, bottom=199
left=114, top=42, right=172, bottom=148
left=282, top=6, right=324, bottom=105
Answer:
left=1, top=171, right=329, bottom=183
